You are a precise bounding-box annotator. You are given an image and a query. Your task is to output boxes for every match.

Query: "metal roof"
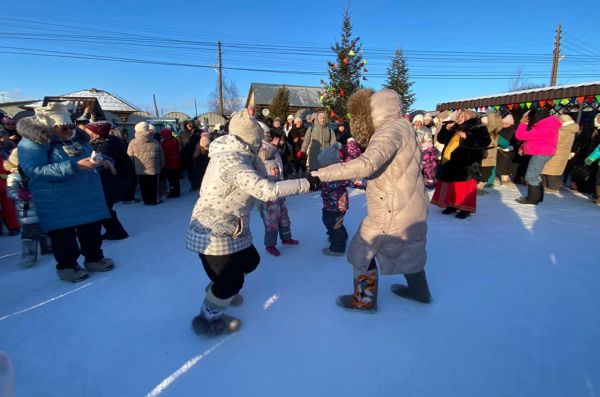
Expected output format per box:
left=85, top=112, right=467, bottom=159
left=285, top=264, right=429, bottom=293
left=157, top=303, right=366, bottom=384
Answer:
left=61, top=88, right=140, bottom=112
left=437, top=81, right=600, bottom=111
left=247, top=83, right=322, bottom=108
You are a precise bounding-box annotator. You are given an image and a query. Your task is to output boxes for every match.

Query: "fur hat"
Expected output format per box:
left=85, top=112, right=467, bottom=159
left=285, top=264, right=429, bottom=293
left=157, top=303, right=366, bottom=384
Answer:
left=423, top=113, right=433, bottom=122
left=412, top=114, right=424, bottom=124
left=34, top=102, right=72, bottom=128
left=318, top=142, right=343, bottom=167
left=594, top=113, right=600, bottom=128
left=502, top=114, right=515, bottom=126
left=443, top=112, right=457, bottom=122
left=229, top=109, right=264, bottom=151
left=86, top=121, right=112, bottom=138
left=135, top=121, right=151, bottom=133
left=287, top=114, right=294, bottom=121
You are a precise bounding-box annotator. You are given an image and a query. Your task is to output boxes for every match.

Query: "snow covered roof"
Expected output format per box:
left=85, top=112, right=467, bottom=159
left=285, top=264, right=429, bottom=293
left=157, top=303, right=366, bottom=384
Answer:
left=247, top=83, right=322, bottom=108
left=437, top=81, right=600, bottom=111
left=61, top=88, right=140, bottom=113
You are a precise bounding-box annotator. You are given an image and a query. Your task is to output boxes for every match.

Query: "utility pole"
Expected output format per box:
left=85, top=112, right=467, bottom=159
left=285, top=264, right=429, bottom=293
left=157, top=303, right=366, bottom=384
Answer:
left=550, top=23, right=562, bottom=87
left=153, top=94, right=160, bottom=117
left=218, top=41, right=224, bottom=116
left=194, top=97, right=198, bottom=117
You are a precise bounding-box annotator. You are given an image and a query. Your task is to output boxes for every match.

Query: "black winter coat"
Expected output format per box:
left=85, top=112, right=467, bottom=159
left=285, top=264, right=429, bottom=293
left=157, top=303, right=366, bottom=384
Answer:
left=288, top=126, right=307, bottom=155
left=436, top=118, right=491, bottom=182
left=90, top=135, right=132, bottom=206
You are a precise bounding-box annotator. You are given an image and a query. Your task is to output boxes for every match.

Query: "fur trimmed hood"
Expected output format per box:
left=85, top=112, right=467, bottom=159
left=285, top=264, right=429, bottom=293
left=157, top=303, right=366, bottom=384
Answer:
left=348, top=89, right=375, bottom=148
left=347, top=89, right=403, bottom=148
left=16, top=116, right=51, bottom=145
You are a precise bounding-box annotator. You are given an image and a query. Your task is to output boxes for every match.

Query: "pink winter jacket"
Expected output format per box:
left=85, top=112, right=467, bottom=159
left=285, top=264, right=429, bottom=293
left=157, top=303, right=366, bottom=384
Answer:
left=515, top=116, right=561, bottom=156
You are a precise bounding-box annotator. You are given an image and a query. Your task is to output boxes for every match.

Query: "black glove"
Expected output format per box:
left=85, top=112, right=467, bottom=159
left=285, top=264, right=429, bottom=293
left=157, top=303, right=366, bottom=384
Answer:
left=305, top=174, right=321, bottom=191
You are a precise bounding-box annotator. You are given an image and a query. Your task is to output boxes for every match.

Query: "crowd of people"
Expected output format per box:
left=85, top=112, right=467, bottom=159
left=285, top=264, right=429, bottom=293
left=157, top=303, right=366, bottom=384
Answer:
left=1, top=91, right=600, bottom=336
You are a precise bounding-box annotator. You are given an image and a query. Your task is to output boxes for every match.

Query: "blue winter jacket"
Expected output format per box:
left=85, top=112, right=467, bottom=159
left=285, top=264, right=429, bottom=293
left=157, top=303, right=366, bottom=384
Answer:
left=16, top=117, right=109, bottom=232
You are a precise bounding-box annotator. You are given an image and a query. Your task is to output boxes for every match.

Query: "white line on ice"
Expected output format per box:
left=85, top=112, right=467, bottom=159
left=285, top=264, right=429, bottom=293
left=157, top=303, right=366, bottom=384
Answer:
left=263, top=294, right=279, bottom=310
left=0, top=251, right=21, bottom=260
left=0, top=281, right=95, bottom=321
left=145, top=336, right=231, bottom=397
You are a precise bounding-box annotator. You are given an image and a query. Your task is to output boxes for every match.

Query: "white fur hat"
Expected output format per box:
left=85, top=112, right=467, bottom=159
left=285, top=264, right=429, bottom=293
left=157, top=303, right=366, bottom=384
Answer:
left=423, top=113, right=433, bottom=121
left=229, top=109, right=264, bottom=150
left=412, top=114, right=424, bottom=124
left=287, top=114, right=294, bottom=121
left=34, top=102, right=72, bottom=128
left=443, top=112, right=458, bottom=122
left=135, top=121, right=150, bottom=132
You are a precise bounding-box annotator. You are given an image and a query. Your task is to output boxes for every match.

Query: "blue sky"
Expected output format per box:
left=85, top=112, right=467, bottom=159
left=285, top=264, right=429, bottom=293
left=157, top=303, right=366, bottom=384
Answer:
left=1, top=0, right=599, bottom=115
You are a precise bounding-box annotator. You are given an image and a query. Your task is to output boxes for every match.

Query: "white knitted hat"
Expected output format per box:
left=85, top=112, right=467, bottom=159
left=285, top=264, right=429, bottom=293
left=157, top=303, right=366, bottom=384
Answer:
left=229, top=109, right=264, bottom=150
left=34, top=102, right=72, bottom=128
left=412, top=114, right=424, bottom=124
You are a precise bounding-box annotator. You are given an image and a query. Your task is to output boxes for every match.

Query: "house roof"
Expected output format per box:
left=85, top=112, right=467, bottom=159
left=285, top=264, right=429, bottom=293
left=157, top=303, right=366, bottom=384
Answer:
left=437, top=81, right=600, bottom=111
left=60, top=88, right=140, bottom=112
left=247, top=83, right=322, bottom=108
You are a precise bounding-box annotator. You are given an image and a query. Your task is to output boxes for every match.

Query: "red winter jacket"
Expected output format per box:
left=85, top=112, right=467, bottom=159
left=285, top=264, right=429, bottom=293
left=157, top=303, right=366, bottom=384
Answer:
left=160, top=130, right=182, bottom=170
left=515, top=116, right=561, bottom=156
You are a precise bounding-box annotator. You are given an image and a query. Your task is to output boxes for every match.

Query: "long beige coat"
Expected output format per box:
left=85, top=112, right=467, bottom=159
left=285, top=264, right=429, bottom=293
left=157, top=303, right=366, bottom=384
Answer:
left=318, top=90, right=428, bottom=275
left=542, top=121, right=579, bottom=175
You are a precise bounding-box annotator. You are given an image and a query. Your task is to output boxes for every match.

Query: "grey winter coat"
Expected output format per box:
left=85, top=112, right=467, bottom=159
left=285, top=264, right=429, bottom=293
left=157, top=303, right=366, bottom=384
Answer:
left=7, top=172, right=39, bottom=225
left=127, top=129, right=164, bottom=175
left=301, top=122, right=336, bottom=170
left=318, top=90, right=428, bottom=275
left=186, top=134, right=310, bottom=255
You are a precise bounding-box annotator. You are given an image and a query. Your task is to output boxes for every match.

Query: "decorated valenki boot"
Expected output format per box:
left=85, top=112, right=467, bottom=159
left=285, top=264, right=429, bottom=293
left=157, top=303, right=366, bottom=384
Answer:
left=336, top=262, right=378, bottom=313
left=192, top=287, right=241, bottom=336
left=391, top=270, right=432, bottom=303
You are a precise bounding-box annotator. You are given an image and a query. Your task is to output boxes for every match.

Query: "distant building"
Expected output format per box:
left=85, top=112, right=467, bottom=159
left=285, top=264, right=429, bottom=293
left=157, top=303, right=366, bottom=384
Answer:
left=245, top=83, right=323, bottom=117
left=27, top=88, right=140, bottom=123
left=0, top=100, right=40, bottom=120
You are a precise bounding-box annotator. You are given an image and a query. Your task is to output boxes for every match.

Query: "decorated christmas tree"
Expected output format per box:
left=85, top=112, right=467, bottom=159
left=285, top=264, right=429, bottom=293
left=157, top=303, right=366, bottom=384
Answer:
left=384, top=48, right=415, bottom=112
left=320, top=9, right=367, bottom=119
left=269, top=86, right=289, bottom=120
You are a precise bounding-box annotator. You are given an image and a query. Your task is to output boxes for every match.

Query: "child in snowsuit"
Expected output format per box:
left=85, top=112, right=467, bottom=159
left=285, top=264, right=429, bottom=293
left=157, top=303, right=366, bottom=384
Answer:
left=257, top=140, right=298, bottom=256
left=4, top=149, right=51, bottom=267
left=318, top=142, right=365, bottom=256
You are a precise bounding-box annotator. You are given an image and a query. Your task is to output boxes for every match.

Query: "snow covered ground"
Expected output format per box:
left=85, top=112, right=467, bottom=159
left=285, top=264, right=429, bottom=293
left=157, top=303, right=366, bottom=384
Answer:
left=1, top=184, right=599, bottom=397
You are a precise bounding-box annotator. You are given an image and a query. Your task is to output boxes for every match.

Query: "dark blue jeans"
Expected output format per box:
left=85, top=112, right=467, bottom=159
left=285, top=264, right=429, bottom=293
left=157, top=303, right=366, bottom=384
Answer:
left=322, top=209, right=348, bottom=253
